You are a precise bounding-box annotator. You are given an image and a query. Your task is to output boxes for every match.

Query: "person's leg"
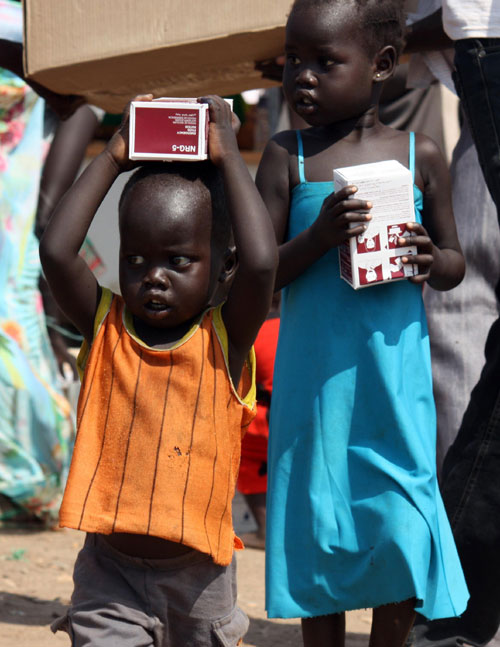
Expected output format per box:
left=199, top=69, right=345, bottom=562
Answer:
left=453, top=39, right=500, bottom=219
left=412, top=119, right=500, bottom=647
left=152, top=552, right=249, bottom=647
left=413, top=37, right=500, bottom=647
left=52, top=534, right=155, bottom=647
left=369, top=599, right=416, bottom=647
left=301, top=612, right=345, bottom=647
left=243, top=492, right=266, bottom=547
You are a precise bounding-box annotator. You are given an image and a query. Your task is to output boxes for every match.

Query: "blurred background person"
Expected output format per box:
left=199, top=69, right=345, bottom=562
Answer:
left=0, top=0, right=100, bottom=527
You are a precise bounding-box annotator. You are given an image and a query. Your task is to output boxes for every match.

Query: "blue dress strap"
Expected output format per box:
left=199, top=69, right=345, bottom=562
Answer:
left=296, top=130, right=306, bottom=184
left=409, top=131, right=415, bottom=181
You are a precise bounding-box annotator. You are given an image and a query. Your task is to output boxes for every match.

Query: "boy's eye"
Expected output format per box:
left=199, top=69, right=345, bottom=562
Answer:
left=127, top=255, right=145, bottom=266
left=286, top=54, right=300, bottom=66
left=170, top=255, right=190, bottom=267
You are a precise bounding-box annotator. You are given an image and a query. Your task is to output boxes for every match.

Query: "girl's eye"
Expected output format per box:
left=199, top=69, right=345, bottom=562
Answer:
left=127, top=255, right=144, bottom=266
left=320, top=57, right=336, bottom=68
left=170, top=256, right=190, bottom=267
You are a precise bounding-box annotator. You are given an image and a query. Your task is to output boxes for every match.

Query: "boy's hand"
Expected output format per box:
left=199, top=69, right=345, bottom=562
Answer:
left=199, top=95, right=240, bottom=167
left=310, top=186, right=372, bottom=250
left=398, top=221, right=434, bottom=283
left=106, top=94, right=153, bottom=171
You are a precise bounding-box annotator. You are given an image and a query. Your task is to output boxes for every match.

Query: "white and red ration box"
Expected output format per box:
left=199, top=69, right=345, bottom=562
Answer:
left=334, top=160, right=418, bottom=289
left=129, top=97, right=233, bottom=162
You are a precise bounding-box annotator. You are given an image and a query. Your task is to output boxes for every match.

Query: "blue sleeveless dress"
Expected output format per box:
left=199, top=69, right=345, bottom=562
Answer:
left=265, top=132, right=469, bottom=620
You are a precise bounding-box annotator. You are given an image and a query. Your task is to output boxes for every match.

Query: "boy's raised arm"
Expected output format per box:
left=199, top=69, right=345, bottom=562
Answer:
left=203, top=96, right=278, bottom=383
left=40, top=95, right=152, bottom=342
left=39, top=149, right=118, bottom=342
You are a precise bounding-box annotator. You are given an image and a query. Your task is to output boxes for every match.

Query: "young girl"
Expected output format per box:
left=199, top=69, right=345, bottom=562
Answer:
left=256, top=1, right=469, bottom=646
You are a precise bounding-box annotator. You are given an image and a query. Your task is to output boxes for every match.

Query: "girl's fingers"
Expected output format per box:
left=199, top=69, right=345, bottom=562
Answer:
left=334, top=185, right=358, bottom=200
left=408, top=271, right=431, bottom=284
left=323, top=199, right=372, bottom=217
left=322, top=186, right=357, bottom=208
left=345, top=224, right=369, bottom=237
left=401, top=253, right=433, bottom=266
left=398, top=235, right=432, bottom=252
left=405, top=221, right=427, bottom=235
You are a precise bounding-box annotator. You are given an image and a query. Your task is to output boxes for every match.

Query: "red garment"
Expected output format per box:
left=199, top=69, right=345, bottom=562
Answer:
left=237, top=316, right=279, bottom=495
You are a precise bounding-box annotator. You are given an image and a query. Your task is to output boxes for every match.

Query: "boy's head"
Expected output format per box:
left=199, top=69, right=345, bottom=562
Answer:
left=289, top=0, right=406, bottom=58
left=118, top=162, right=233, bottom=332
left=119, top=162, right=230, bottom=254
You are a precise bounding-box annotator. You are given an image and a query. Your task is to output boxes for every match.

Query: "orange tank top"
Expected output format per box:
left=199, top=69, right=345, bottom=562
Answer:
left=59, top=289, right=256, bottom=566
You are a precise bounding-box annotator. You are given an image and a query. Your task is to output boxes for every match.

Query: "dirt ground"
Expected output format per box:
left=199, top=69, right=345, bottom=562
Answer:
left=0, top=522, right=371, bottom=646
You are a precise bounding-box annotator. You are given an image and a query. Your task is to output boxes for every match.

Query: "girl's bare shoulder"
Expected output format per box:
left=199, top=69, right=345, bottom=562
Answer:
left=267, top=129, right=301, bottom=156
left=257, top=130, right=298, bottom=191
left=373, top=127, right=444, bottom=188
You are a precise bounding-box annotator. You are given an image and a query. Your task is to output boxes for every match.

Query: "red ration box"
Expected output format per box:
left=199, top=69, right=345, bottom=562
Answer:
left=129, top=98, right=232, bottom=162
left=334, top=160, right=418, bottom=290
left=129, top=98, right=208, bottom=161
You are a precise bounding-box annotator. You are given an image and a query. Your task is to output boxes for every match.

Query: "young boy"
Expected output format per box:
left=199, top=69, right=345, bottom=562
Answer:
left=40, top=94, right=277, bottom=647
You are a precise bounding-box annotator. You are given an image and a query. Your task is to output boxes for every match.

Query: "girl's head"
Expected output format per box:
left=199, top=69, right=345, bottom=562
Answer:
left=118, top=162, right=234, bottom=332
left=284, top=0, right=405, bottom=126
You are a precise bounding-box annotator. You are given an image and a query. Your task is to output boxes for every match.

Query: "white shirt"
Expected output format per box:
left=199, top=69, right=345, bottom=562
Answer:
left=442, top=0, right=500, bottom=39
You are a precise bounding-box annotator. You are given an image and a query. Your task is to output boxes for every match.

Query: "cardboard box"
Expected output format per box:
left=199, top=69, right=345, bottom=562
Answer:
left=129, top=97, right=233, bottom=161
left=23, top=1, right=290, bottom=114
left=334, top=160, right=418, bottom=289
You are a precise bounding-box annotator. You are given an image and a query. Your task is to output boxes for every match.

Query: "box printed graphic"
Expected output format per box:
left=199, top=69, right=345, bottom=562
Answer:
left=334, top=160, right=418, bottom=289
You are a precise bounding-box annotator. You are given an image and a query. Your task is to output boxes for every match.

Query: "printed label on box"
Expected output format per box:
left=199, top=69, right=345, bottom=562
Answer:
left=134, top=107, right=201, bottom=156
left=129, top=100, right=210, bottom=161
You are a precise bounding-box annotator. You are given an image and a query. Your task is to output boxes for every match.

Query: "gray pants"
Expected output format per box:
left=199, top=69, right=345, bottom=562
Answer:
left=51, top=533, right=248, bottom=647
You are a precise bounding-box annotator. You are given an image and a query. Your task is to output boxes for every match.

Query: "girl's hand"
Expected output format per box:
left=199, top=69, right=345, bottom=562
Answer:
left=199, top=95, right=240, bottom=167
left=398, top=221, right=434, bottom=284
left=106, top=94, right=153, bottom=171
left=311, top=186, right=372, bottom=250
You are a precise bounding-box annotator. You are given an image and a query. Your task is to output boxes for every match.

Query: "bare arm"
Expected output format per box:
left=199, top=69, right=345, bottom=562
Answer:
left=256, top=133, right=372, bottom=291
left=39, top=150, right=118, bottom=342
left=401, top=134, right=464, bottom=291
left=202, top=96, right=278, bottom=385
left=40, top=96, right=151, bottom=342
left=36, top=105, right=100, bottom=236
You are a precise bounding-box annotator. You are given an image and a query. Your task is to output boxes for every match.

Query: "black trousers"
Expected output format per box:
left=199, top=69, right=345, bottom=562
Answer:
left=413, top=38, right=500, bottom=647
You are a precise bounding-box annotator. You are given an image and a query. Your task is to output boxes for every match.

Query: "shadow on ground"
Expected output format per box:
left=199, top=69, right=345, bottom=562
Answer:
left=0, top=592, right=66, bottom=626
